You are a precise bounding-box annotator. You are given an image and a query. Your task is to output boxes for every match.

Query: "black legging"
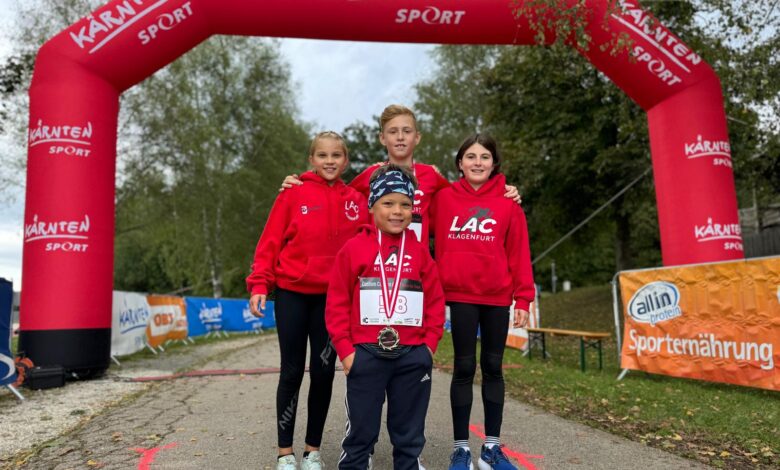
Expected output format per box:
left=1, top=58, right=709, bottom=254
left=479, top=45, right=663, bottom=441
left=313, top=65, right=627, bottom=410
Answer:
left=449, top=302, right=510, bottom=441
left=275, top=288, right=336, bottom=448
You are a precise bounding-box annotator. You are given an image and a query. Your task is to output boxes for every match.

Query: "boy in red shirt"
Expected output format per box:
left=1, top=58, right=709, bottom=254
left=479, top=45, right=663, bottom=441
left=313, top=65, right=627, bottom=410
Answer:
left=282, top=105, right=521, bottom=244
left=325, top=164, right=445, bottom=470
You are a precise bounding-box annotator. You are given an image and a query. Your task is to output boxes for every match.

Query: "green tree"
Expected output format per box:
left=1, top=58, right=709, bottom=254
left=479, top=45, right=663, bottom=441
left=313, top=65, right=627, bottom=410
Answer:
left=413, top=1, right=779, bottom=288
left=116, top=36, right=309, bottom=297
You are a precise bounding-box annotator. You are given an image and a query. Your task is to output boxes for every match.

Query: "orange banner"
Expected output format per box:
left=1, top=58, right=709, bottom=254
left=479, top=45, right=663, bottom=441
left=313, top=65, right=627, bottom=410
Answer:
left=146, top=295, right=188, bottom=348
left=506, top=299, right=538, bottom=351
left=619, top=256, right=780, bottom=391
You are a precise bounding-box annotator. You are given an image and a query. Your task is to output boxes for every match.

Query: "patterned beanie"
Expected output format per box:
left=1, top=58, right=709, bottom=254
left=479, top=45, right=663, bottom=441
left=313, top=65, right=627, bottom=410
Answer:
left=368, top=169, right=416, bottom=208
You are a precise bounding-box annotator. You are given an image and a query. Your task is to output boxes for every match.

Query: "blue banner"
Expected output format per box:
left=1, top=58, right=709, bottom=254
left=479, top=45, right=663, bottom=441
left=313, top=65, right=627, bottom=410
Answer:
left=185, top=297, right=275, bottom=337
left=0, top=278, right=16, bottom=386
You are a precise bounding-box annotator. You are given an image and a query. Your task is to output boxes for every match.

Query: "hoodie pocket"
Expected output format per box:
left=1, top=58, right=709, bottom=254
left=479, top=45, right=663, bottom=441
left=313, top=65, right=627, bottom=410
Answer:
left=289, top=255, right=335, bottom=289
left=438, top=251, right=511, bottom=297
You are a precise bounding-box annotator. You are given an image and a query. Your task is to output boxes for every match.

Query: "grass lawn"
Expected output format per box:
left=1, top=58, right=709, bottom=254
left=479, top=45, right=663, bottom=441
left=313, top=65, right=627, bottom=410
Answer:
left=433, top=285, right=780, bottom=469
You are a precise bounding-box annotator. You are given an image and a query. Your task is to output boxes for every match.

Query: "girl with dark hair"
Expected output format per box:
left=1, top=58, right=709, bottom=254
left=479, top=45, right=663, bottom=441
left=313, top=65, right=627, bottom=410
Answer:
left=431, top=133, right=535, bottom=470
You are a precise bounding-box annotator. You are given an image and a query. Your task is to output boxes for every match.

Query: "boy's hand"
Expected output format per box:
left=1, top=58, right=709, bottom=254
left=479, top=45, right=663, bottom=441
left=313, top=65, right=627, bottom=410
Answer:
left=342, top=352, right=355, bottom=375
left=249, top=294, right=266, bottom=317
left=279, top=174, right=303, bottom=192
left=513, top=309, right=530, bottom=328
left=504, top=184, right=522, bottom=204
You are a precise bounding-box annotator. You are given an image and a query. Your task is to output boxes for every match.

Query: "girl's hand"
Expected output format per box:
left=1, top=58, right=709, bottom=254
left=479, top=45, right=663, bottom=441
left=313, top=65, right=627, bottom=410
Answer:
left=249, top=294, right=266, bottom=317
left=504, top=184, right=522, bottom=204
left=513, top=309, right=529, bottom=328
left=342, top=352, right=355, bottom=375
left=279, top=174, right=303, bottom=192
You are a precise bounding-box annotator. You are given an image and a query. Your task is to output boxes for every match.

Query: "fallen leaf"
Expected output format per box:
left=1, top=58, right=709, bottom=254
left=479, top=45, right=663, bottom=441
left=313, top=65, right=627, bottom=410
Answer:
left=672, top=434, right=682, bottom=441
left=719, top=451, right=731, bottom=457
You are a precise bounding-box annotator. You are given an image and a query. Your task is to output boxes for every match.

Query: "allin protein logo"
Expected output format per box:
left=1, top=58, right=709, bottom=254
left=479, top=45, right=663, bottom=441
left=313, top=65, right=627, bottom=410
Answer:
left=627, top=281, right=682, bottom=325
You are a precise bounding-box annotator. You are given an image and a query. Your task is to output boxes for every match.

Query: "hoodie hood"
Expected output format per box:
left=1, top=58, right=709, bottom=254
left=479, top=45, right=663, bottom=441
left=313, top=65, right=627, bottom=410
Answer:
left=453, top=173, right=506, bottom=197
left=355, top=223, right=416, bottom=241
left=300, top=170, right=346, bottom=189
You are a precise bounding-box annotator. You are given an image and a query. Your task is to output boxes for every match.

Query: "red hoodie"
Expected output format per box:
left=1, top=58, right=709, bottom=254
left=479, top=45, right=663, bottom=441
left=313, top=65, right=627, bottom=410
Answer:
left=246, top=171, right=369, bottom=296
left=325, top=225, right=446, bottom=360
left=431, top=174, right=535, bottom=309
left=350, top=162, right=450, bottom=243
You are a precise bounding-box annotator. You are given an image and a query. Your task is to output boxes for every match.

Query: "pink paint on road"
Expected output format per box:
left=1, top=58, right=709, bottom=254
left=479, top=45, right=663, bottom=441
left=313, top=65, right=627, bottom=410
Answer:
left=132, top=442, right=178, bottom=470
left=469, top=424, right=543, bottom=470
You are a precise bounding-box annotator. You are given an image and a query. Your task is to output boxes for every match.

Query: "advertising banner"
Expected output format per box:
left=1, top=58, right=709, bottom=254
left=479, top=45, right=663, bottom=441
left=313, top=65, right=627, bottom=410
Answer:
left=619, top=257, right=780, bottom=391
left=146, top=295, right=187, bottom=348
left=186, top=297, right=275, bottom=337
left=111, top=291, right=151, bottom=356
left=221, top=298, right=269, bottom=332
left=0, top=278, right=16, bottom=386
left=506, top=298, right=539, bottom=352
left=185, top=297, right=223, bottom=337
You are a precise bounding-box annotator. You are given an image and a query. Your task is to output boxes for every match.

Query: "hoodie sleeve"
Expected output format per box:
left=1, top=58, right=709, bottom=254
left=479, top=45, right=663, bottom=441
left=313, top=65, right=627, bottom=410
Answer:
left=358, top=193, right=372, bottom=224
left=506, top=205, right=535, bottom=310
left=245, top=191, right=293, bottom=296
left=431, top=165, right=452, bottom=191
left=420, top=244, right=445, bottom=353
left=348, top=163, right=381, bottom=197
left=326, top=243, right=358, bottom=360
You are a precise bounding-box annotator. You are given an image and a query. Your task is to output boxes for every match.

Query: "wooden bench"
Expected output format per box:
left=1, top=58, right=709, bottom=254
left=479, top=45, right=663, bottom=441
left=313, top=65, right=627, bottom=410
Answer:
left=526, top=328, right=610, bottom=372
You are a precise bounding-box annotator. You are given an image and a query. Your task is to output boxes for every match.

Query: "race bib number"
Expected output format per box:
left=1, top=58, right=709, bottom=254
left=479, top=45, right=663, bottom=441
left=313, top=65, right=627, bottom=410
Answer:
left=359, top=277, right=424, bottom=327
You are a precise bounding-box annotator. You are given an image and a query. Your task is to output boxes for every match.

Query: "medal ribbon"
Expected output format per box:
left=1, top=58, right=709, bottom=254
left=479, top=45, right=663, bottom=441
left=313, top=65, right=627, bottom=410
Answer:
left=377, top=231, right=406, bottom=321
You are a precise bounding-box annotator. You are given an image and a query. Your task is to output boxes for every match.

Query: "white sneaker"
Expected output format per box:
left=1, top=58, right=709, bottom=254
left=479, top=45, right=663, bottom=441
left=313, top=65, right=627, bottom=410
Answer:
left=301, top=451, right=324, bottom=470
left=277, top=454, right=297, bottom=470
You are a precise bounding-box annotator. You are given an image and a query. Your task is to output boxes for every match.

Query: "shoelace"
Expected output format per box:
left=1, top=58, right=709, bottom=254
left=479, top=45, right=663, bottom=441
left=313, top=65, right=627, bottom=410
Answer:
left=490, top=446, right=510, bottom=463
left=451, top=449, right=471, bottom=465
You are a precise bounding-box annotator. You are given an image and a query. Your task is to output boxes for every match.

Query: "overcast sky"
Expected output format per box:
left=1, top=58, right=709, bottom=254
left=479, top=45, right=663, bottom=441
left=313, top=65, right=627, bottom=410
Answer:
left=0, top=1, right=436, bottom=291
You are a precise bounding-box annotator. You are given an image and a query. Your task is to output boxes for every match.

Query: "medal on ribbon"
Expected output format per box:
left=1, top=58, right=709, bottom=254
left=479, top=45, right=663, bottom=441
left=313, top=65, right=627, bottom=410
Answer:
left=376, top=231, right=405, bottom=350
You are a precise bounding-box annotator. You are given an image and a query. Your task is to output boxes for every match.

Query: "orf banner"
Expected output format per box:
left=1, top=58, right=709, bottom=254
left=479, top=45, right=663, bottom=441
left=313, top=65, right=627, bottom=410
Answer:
left=0, top=278, right=16, bottom=386
left=111, top=291, right=150, bottom=356
left=146, top=295, right=187, bottom=348
left=619, top=256, right=780, bottom=391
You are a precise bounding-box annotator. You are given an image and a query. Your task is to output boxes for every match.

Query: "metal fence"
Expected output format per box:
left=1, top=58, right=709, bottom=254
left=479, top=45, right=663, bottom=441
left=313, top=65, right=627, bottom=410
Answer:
left=744, top=226, right=780, bottom=258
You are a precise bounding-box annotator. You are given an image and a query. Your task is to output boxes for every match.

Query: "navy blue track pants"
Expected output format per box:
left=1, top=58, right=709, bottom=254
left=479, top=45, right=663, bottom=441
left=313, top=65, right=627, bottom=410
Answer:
left=338, top=345, right=433, bottom=470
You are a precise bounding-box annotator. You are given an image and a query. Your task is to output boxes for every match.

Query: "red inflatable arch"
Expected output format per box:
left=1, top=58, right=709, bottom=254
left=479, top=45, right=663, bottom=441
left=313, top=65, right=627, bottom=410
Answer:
left=21, top=0, right=743, bottom=374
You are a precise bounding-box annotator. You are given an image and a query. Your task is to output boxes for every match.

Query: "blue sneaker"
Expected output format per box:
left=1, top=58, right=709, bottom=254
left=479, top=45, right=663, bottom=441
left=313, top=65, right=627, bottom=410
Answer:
left=477, top=445, right=517, bottom=470
left=449, top=448, right=474, bottom=470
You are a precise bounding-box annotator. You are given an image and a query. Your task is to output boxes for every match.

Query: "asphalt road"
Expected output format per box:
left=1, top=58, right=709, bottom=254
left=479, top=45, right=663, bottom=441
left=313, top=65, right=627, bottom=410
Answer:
left=17, top=335, right=708, bottom=469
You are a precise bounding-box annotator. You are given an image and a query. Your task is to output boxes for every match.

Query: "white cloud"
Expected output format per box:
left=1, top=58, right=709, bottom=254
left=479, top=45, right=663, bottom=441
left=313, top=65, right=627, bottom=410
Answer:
left=279, top=39, right=435, bottom=132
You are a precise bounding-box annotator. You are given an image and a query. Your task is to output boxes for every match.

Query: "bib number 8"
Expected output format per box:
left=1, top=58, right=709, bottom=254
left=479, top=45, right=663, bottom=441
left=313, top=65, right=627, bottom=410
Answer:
left=378, top=295, right=408, bottom=314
